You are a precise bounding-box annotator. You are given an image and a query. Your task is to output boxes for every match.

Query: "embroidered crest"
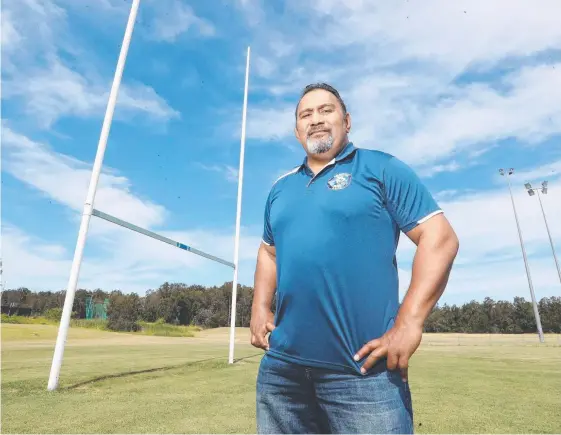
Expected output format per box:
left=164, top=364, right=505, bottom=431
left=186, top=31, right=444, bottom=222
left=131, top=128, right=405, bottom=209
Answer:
left=327, top=173, right=352, bottom=190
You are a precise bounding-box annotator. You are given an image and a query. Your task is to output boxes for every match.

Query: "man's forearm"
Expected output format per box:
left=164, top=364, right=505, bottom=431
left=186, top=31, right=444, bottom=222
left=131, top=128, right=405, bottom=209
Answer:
left=397, top=230, right=459, bottom=327
left=252, top=244, right=277, bottom=311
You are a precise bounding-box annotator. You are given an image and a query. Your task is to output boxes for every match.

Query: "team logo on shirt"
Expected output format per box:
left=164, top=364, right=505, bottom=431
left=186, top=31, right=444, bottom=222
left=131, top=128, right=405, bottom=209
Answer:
left=327, top=173, right=352, bottom=190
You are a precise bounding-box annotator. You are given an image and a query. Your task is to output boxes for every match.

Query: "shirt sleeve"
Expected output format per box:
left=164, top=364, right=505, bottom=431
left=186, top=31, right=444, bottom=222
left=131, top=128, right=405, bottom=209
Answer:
left=262, top=189, right=275, bottom=246
left=383, top=156, right=443, bottom=233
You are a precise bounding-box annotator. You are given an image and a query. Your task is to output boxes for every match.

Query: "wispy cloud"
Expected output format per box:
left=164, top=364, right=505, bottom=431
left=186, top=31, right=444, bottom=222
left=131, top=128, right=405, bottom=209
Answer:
left=54, top=0, right=216, bottom=41
left=419, top=162, right=461, bottom=178
left=434, top=189, right=460, bottom=201
left=390, top=64, right=561, bottom=166
left=145, top=0, right=215, bottom=42
left=2, top=126, right=166, bottom=228
left=2, top=0, right=180, bottom=128
left=1, top=128, right=262, bottom=293
left=509, top=159, right=561, bottom=184
left=397, top=175, right=561, bottom=265
left=4, top=59, right=180, bottom=128
left=199, top=164, right=239, bottom=183
left=2, top=220, right=262, bottom=294
left=234, top=0, right=266, bottom=27
left=246, top=106, right=295, bottom=142
left=237, top=0, right=561, bottom=174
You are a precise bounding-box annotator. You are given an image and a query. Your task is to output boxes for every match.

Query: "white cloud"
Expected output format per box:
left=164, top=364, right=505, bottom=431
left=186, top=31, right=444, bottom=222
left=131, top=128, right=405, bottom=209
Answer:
left=199, top=164, right=240, bottom=183
left=443, top=256, right=560, bottom=304
left=4, top=59, right=180, bottom=128
left=238, top=0, right=561, bottom=173
left=0, top=10, right=22, bottom=51
left=1, top=128, right=262, bottom=293
left=419, top=161, right=461, bottom=178
left=2, top=126, right=166, bottom=228
left=49, top=0, right=216, bottom=42
left=434, top=189, right=460, bottom=201
left=246, top=106, right=295, bottom=141
left=2, top=221, right=261, bottom=294
left=235, top=0, right=266, bottom=27
left=302, top=0, right=561, bottom=71
left=399, top=177, right=561, bottom=262
left=390, top=64, right=561, bottom=166
left=144, top=0, right=216, bottom=42
left=509, top=159, right=561, bottom=185
left=1, top=0, right=180, bottom=128
left=2, top=226, right=72, bottom=291
left=395, top=171, right=561, bottom=303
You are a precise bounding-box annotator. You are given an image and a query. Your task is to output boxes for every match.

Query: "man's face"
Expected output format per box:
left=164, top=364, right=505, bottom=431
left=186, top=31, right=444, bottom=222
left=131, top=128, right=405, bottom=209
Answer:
left=294, top=89, right=350, bottom=156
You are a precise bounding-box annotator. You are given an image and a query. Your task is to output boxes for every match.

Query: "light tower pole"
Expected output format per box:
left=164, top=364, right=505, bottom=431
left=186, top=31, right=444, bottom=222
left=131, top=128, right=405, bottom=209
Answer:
left=499, top=168, right=544, bottom=343
left=524, top=180, right=561, bottom=286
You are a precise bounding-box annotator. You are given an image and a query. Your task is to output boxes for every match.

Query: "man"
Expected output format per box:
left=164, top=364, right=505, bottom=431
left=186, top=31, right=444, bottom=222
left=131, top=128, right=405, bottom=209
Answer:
left=250, top=83, right=459, bottom=434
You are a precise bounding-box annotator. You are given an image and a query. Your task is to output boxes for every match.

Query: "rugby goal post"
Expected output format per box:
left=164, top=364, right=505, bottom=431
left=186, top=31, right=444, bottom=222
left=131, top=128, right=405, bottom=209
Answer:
left=47, top=0, right=250, bottom=391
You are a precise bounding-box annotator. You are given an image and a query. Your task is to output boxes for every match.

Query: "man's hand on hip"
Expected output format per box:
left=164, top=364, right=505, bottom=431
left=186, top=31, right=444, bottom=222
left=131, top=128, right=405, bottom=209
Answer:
left=250, top=308, right=276, bottom=351
left=353, top=318, right=423, bottom=382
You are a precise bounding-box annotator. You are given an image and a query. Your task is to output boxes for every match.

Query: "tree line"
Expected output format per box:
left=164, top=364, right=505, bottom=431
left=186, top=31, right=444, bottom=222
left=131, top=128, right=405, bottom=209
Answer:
left=1, top=283, right=560, bottom=333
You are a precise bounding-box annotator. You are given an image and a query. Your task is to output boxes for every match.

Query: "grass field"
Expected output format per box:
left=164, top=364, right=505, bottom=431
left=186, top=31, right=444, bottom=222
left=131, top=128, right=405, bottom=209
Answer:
left=2, top=323, right=561, bottom=434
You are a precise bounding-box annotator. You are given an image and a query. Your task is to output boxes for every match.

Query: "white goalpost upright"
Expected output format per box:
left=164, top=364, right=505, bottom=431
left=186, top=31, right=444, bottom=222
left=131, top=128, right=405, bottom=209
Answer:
left=229, top=46, right=250, bottom=364
left=47, top=0, right=250, bottom=391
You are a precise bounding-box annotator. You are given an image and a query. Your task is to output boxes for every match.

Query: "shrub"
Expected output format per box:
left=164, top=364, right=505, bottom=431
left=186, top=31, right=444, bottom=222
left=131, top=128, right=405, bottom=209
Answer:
left=44, top=308, right=63, bottom=322
left=106, top=293, right=141, bottom=332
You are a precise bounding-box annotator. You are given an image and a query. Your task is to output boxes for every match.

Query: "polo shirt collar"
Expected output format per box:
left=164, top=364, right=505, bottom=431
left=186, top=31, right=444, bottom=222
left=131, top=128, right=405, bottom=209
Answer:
left=300, top=141, right=356, bottom=173
left=335, top=141, right=356, bottom=161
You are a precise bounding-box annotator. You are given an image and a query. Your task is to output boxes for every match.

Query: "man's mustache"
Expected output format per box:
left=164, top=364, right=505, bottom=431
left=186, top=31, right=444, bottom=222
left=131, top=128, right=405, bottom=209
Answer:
left=307, top=128, right=331, bottom=137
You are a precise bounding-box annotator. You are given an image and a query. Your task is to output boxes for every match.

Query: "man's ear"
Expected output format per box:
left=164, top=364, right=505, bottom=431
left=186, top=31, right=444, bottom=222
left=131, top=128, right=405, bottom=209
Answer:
left=345, top=113, right=352, bottom=133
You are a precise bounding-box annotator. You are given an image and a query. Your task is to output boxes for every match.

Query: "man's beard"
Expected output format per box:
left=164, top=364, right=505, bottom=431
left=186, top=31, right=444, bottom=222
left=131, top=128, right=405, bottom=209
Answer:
left=306, top=133, right=334, bottom=154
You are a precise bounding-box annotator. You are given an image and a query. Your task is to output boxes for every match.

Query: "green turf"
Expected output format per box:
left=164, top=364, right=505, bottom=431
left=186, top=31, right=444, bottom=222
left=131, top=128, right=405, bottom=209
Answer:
left=2, top=324, right=560, bottom=433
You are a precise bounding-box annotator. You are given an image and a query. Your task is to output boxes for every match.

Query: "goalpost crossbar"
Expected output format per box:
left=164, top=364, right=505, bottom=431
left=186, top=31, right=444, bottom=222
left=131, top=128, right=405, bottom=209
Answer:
left=92, top=209, right=235, bottom=269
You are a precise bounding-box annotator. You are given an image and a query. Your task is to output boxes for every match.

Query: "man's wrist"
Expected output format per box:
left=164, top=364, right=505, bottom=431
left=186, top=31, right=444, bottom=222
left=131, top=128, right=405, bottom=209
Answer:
left=252, top=300, right=272, bottom=312
left=396, top=301, right=427, bottom=329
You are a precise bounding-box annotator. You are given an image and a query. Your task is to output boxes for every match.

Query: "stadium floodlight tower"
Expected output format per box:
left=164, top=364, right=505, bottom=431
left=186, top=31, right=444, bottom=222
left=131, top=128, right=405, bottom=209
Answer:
left=525, top=180, right=561, bottom=286
left=499, top=168, right=544, bottom=343
left=47, top=0, right=251, bottom=391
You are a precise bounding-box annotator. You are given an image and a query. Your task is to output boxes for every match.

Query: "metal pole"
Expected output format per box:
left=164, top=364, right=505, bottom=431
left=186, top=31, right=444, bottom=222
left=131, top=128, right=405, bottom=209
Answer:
left=47, top=0, right=141, bottom=391
left=500, top=169, right=544, bottom=343
left=92, top=208, right=235, bottom=268
left=228, top=46, right=251, bottom=364
left=536, top=189, right=561, bottom=285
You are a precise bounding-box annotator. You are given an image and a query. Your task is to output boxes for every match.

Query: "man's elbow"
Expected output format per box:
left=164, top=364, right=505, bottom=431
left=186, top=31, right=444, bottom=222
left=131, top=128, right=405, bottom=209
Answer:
left=421, top=222, right=459, bottom=258
left=442, top=227, right=460, bottom=258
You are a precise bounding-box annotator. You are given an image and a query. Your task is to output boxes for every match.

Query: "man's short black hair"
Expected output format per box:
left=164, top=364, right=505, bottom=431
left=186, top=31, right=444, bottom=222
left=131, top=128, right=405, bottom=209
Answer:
left=295, top=83, right=347, bottom=119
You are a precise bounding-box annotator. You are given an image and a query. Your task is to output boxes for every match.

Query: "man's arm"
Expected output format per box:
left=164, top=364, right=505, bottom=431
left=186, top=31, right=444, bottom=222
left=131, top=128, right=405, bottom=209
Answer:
left=398, top=212, right=459, bottom=328
left=250, top=242, right=277, bottom=350
left=354, top=213, right=459, bottom=378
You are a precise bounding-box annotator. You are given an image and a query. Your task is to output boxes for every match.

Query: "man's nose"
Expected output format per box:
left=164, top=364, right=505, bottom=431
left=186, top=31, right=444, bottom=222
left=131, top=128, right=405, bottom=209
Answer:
left=311, top=111, right=323, bottom=125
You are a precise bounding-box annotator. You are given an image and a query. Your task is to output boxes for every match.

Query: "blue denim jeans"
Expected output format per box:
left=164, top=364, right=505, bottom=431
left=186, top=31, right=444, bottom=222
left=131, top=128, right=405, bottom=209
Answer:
left=256, top=354, right=413, bottom=434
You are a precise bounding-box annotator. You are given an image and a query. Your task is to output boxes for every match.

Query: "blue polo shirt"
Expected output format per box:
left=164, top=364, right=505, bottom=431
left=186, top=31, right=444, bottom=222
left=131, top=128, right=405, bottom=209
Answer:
left=262, top=142, right=442, bottom=374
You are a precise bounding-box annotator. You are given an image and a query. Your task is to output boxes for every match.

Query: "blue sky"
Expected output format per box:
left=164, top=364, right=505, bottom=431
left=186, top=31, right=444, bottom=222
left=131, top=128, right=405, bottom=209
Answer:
left=2, top=0, right=561, bottom=305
